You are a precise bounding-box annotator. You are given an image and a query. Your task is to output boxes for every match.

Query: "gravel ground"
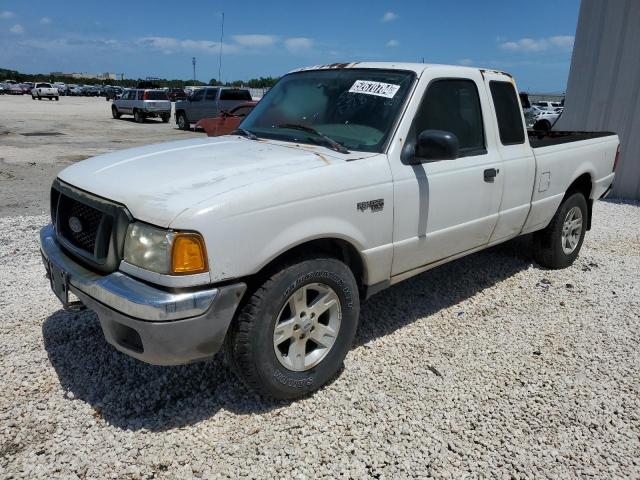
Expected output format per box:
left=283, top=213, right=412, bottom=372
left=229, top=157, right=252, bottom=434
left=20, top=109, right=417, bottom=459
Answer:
left=1, top=199, right=639, bottom=479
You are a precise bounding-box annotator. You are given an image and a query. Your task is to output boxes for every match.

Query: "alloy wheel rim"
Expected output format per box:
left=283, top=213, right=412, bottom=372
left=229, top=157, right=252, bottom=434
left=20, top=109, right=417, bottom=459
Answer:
left=273, top=282, right=342, bottom=372
left=561, top=206, right=583, bottom=254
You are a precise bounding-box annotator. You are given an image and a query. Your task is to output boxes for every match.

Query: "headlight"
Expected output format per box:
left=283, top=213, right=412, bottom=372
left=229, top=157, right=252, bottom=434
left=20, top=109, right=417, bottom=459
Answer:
left=123, top=222, right=208, bottom=275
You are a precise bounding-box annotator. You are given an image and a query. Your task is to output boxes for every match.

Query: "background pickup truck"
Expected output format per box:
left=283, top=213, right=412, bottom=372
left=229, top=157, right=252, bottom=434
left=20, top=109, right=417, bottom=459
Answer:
left=174, top=87, right=253, bottom=130
left=32, top=82, right=59, bottom=101
left=40, top=62, right=618, bottom=399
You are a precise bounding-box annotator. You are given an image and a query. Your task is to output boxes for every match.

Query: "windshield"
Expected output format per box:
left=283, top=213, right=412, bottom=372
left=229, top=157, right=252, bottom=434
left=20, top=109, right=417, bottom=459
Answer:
left=241, top=68, right=415, bottom=153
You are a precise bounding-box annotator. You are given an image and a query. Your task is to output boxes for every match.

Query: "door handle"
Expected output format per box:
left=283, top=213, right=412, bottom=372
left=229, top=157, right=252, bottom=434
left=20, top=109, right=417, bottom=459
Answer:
left=484, top=168, right=499, bottom=182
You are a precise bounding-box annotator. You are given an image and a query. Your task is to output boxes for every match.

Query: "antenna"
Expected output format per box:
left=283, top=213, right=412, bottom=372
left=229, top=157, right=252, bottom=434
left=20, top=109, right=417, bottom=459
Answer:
left=192, top=57, right=196, bottom=81
left=218, top=12, right=224, bottom=84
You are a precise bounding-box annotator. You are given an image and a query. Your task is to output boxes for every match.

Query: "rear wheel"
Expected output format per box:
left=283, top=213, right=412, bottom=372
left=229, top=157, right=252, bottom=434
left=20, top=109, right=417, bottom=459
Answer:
left=161, top=114, right=170, bottom=123
left=31, top=95, right=36, bottom=100
left=176, top=111, right=189, bottom=130
left=133, top=109, right=145, bottom=123
left=225, top=256, right=360, bottom=399
left=55, top=96, right=59, bottom=101
left=111, top=106, right=121, bottom=119
left=533, top=192, right=588, bottom=269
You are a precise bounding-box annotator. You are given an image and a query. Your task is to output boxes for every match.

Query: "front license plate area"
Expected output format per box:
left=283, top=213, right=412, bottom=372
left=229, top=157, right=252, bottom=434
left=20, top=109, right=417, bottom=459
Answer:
left=49, top=261, right=69, bottom=306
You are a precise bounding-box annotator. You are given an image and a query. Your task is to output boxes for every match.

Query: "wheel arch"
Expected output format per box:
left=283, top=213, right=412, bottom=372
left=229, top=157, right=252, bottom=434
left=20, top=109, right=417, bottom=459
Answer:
left=249, top=237, right=367, bottom=296
left=564, top=172, right=593, bottom=230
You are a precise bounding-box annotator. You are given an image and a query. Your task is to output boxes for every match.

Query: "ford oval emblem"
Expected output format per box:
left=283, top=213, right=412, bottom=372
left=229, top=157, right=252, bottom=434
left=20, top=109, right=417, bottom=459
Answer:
left=68, top=216, right=83, bottom=234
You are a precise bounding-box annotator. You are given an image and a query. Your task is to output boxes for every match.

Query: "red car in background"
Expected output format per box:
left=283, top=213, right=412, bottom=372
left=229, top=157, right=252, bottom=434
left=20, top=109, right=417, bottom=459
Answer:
left=195, top=101, right=258, bottom=136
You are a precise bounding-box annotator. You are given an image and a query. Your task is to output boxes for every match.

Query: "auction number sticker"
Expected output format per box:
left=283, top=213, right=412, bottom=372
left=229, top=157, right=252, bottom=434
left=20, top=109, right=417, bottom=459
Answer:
left=348, top=80, right=400, bottom=99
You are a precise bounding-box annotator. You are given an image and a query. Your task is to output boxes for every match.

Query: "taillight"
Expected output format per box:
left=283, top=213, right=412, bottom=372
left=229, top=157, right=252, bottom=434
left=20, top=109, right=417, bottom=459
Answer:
left=613, top=145, right=620, bottom=172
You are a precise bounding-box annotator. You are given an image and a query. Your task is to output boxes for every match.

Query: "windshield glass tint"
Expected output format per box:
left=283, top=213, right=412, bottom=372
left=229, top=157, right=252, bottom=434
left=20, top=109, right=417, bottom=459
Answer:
left=241, top=69, right=415, bottom=152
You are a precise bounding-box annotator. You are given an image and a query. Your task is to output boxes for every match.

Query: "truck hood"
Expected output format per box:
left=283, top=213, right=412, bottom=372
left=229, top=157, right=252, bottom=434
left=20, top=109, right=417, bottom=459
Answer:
left=58, top=136, right=374, bottom=227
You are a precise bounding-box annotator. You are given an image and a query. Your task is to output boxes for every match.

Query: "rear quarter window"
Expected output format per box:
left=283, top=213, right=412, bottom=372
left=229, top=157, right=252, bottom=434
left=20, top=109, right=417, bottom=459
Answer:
left=220, top=89, right=252, bottom=101
left=145, top=90, right=168, bottom=100
left=489, top=81, right=525, bottom=145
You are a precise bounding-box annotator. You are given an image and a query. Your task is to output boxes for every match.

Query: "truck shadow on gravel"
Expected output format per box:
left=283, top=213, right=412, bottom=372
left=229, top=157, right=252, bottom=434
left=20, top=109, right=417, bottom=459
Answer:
left=42, top=236, right=534, bottom=431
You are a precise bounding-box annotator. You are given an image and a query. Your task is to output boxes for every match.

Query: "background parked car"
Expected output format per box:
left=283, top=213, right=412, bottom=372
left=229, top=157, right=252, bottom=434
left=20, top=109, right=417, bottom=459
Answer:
left=8, top=83, right=24, bottom=94
left=67, top=84, right=82, bottom=96
left=531, top=109, right=562, bottom=131
left=82, top=85, right=100, bottom=97
left=105, top=86, right=124, bottom=101
left=112, top=89, right=171, bottom=123
left=53, top=83, right=68, bottom=95
left=31, top=82, right=59, bottom=100
left=195, top=101, right=258, bottom=136
left=175, top=87, right=253, bottom=130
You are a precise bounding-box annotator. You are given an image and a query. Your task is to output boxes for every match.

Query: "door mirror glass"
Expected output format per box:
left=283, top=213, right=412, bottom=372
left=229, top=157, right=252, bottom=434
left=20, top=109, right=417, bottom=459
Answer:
left=416, top=130, right=459, bottom=161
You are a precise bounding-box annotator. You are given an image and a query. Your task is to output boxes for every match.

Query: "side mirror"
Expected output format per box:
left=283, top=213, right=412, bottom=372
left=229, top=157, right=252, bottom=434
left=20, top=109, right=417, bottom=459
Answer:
left=412, top=130, right=459, bottom=163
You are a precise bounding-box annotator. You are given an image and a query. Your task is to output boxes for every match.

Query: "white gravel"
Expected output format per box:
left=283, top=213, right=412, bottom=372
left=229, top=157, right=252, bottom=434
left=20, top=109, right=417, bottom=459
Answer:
left=1, top=199, right=639, bottom=479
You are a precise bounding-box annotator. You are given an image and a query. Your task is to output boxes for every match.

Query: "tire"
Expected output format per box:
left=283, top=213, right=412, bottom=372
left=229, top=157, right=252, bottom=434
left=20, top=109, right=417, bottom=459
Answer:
left=133, top=109, right=144, bottom=123
left=533, top=192, right=588, bottom=269
left=32, top=96, right=36, bottom=100
left=225, top=256, right=360, bottom=399
left=176, top=111, right=189, bottom=130
left=534, top=119, right=551, bottom=132
left=37, top=96, right=42, bottom=100
left=161, top=114, right=170, bottom=123
left=55, top=96, right=59, bottom=101
left=111, top=106, right=121, bottom=119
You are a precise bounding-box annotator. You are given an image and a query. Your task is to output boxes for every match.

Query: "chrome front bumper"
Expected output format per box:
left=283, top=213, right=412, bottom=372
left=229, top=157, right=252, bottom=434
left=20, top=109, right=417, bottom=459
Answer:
left=39, top=224, right=246, bottom=365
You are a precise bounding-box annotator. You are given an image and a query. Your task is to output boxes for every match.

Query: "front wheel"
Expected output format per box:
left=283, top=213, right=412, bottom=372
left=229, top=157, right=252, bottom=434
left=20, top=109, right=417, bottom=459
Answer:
left=111, top=106, right=120, bottom=119
left=225, top=256, right=360, bottom=399
left=533, top=192, right=588, bottom=269
left=176, top=112, right=189, bottom=130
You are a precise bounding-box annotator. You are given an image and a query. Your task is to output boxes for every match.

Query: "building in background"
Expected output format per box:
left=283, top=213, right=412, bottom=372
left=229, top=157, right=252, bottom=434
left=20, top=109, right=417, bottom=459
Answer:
left=555, top=0, right=640, bottom=199
left=50, top=72, right=117, bottom=80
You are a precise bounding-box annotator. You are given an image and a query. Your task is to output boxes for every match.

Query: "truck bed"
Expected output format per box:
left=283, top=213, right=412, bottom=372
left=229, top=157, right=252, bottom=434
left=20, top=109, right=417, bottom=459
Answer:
left=528, top=130, right=615, bottom=148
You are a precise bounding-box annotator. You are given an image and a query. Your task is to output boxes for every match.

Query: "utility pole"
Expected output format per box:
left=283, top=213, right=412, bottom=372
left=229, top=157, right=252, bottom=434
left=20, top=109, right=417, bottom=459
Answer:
left=192, top=57, right=196, bottom=82
left=218, top=12, right=224, bottom=85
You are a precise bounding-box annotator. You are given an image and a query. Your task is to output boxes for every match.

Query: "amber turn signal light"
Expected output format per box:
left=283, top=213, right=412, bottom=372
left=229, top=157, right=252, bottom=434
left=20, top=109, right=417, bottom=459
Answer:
left=171, top=233, right=208, bottom=274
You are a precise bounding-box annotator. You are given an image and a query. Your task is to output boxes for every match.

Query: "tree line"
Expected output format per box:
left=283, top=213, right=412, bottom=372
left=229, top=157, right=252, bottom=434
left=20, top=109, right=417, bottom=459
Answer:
left=0, top=68, right=279, bottom=89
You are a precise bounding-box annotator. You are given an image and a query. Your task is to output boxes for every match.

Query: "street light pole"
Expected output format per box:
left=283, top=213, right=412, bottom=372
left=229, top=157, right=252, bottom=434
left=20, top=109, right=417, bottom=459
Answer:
left=218, top=12, right=224, bottom=85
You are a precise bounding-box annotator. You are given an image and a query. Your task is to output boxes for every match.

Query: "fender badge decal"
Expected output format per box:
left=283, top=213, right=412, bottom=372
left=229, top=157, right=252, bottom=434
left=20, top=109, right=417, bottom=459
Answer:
left=357, top=199, right=384, bottom=213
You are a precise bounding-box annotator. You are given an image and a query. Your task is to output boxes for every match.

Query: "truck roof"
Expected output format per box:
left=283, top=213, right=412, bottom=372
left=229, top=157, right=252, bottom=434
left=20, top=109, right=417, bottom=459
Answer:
left=290, top=61, right=512, bottom=78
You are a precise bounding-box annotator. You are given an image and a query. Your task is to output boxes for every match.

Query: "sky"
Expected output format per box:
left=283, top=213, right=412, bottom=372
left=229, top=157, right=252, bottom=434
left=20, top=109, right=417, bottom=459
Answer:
left=0, top=0, right=581, bottom=92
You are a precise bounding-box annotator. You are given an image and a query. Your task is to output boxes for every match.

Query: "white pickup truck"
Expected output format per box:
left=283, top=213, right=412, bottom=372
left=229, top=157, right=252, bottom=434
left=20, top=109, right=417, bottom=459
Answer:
left=32, top=82, right=59, bottom=101
left=40, top=63, right=618, bottom=399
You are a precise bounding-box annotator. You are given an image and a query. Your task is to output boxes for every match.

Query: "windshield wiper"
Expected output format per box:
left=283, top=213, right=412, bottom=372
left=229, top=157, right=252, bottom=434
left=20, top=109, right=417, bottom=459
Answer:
left=273, top=123, right=350, bottom=154
left=231, top=128, right=258, bottom=140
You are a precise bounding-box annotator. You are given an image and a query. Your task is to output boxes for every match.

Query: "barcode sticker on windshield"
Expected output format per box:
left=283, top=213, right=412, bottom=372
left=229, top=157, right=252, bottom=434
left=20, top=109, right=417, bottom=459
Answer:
left=349, top=80, right=400, bottom=98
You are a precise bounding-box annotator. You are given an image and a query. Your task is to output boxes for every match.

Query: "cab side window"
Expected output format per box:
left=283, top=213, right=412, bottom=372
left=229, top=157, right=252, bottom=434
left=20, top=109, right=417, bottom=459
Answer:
left=413, top=79, right=485, bottom=157
left=205, top=88, right=218, bottom=101
left=191, top=89, right=205, bottom=102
